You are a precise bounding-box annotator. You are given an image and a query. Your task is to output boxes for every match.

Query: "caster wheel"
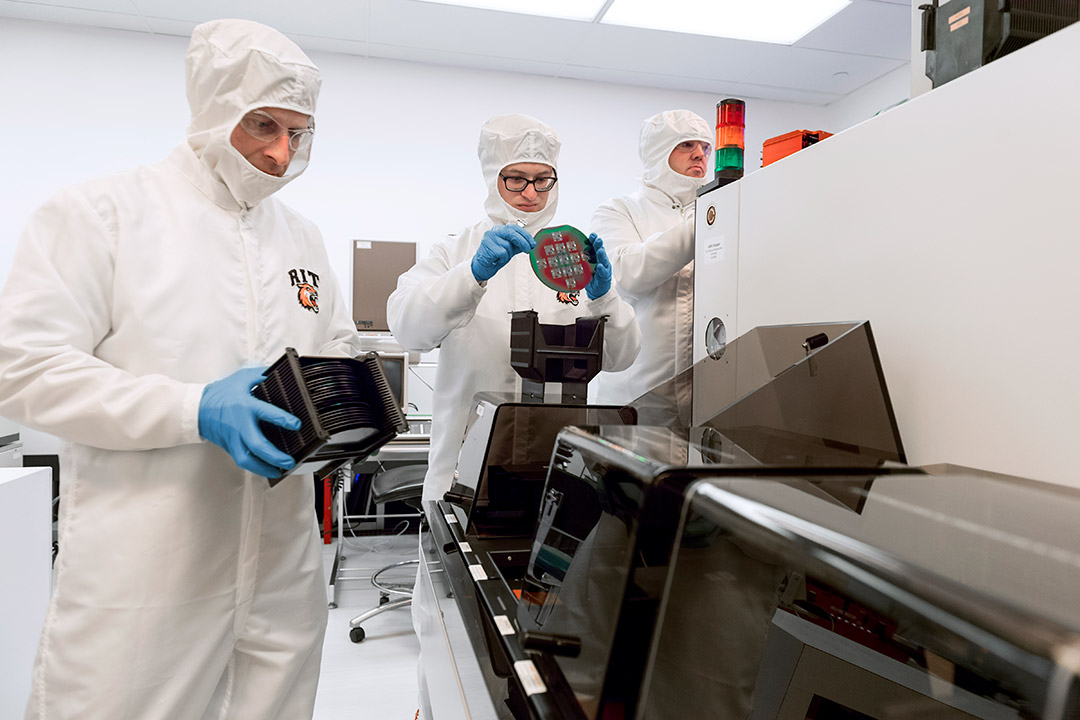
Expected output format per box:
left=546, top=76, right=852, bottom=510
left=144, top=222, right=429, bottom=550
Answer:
left=379, top=594, right=390, bottom=606
left=349, top=627, right=365, bottom=643
left=328, top=602, right=337, bottom=609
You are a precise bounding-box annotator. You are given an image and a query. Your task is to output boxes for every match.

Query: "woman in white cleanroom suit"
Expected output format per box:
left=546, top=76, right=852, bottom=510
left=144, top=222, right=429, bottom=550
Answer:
left=594, top=110, right=714, bottom=408
left=387, top=114, right=642, bottom=504
left=0, top=19, right=361, bottom=720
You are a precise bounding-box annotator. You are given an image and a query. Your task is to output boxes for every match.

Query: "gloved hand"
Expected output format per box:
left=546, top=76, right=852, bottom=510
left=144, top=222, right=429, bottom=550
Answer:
left=471, top=224, right=536, bottom=282
left=198, top=366, right=301, bottom=478
left=584, top=234, right=613, bottom=300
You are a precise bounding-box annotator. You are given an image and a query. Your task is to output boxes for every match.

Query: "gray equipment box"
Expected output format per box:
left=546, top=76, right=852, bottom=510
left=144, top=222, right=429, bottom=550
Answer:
left=920, top=0, right=1079, bottom=87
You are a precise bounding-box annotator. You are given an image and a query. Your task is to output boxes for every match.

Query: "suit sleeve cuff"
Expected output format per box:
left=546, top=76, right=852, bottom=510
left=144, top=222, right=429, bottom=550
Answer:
left=181, top=383, right=207, bottom=445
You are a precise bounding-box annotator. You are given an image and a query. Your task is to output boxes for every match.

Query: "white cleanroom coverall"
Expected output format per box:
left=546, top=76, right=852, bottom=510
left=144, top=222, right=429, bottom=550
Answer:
left=0, top=19, right=361, bottom=720
left=387, top=114, right=642, bottom=503
left=594, top=110, right=712, bottom=407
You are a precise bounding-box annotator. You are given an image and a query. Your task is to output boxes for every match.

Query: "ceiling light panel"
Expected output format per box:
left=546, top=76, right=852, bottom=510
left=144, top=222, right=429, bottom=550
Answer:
left=601, top=0, right=852, bottom=45
left=414, top=0, right=608, bottom=21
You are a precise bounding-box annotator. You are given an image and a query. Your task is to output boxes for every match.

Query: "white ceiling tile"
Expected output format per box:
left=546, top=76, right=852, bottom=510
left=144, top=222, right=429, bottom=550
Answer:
left=4, top=0, right=134, bottom=11
left=0, top=0, right=914, bottom=104
left=743, top=45, right=903, bottom=93
left=558, top=63, right=744, bottom=94
left=134, top=0, right=370, bottom=42
left=133, top=0, right=238, bottom=22
left=410, top=0, right=606, bottom=22
left=729, top=82, right=840, bottom=104
left=795, top=0, right=909, bottom=60
left=365, top=42, right=565, bottom=78
left=556, top=63, right=841, bottom=104
left=563, top=23, right=759, bottom=81
left=601, top=0, right=853, bottom=45
left=138, top=17, right=371, bottom=59
left=289, top=33, right=369, bottom=57
left=0, top=1, right=146, bottom=30
left=142, top=15, right=197, bottom=37
left=369, top=0, right=588, bottom=62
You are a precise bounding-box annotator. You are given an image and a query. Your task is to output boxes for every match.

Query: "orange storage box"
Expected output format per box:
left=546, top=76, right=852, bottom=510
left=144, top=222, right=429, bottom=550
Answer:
left=762, top=129, right=833, bottom=167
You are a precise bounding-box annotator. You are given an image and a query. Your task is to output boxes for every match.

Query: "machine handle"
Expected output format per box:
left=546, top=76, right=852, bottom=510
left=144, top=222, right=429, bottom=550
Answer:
left=521, top=631, right=582, bottom=658
left=919, top=2, right=937, bottom=51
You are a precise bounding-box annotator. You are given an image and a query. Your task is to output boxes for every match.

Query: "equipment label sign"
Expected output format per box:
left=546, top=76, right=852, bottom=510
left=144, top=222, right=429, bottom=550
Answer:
left=514, top=660, right=547, bottom=696
left=703, top=235, right=726, bottom=265
left=949, top=6, right=970, bottom=31
left=494, top=615, right=515, bottom=636
left=948, top=6, right=970, bottom=23
left=468, top=564, right=488, bottom=581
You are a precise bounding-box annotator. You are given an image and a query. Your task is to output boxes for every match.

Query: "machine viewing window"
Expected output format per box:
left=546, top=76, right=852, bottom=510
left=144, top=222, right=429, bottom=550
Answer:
left=627, top=321, right=905, bottom=467
left=376, top=352, right=408, bottom=413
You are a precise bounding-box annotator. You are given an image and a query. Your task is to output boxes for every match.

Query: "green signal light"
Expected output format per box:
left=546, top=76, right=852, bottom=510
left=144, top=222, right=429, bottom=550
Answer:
left=716, top=146, right=744, bottom=171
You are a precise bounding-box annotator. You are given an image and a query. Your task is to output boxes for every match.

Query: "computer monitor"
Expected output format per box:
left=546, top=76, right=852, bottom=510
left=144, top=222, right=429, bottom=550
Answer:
left=377, top=352, right=408, bottom=414
left=352, top=241, right=417, bottom=333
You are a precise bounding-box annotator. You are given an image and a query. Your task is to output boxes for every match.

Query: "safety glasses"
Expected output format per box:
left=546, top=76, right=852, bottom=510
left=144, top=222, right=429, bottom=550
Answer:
left=674, top=140, right=712, bottom=156
left=238, top=109, right=315, bottom=152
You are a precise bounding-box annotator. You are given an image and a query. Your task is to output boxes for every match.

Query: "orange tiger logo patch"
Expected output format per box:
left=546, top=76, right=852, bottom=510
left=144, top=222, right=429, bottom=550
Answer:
left=297, top=283, right=319, bottom=314
left=556, top=291, right=579, bottom=306
left=288, top=268, right=321, bottom=314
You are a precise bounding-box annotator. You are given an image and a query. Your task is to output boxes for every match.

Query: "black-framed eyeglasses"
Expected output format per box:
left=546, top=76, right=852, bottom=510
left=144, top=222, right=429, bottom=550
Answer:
left=238, top=109, right=315, bottom=151
left=499, top=174, right=558, bottom=193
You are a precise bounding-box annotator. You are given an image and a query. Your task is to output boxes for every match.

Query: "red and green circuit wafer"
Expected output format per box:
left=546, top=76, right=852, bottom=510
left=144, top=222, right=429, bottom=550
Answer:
left=529, top=225, right=594, bottom=293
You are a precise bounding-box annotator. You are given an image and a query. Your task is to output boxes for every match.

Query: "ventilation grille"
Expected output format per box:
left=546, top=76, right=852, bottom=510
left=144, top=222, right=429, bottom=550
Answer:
left=999, top=0, right=1080, bottom=56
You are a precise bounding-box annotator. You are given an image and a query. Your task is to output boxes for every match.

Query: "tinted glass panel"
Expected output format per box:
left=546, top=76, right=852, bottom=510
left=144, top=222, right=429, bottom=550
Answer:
left=514, top=426, right=891, bottom=718
left=461, top=397, right=635, bottom=537
left=639, top=474, right=1080, bottom=719
left=519, top=453, right=648, bottom=718
left=627, top=321, right=903, bottom=464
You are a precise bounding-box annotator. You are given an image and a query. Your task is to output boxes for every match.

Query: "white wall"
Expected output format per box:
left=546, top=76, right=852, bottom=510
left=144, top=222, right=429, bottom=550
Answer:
left=0, top=18, right=842, bottom=453
left=0, top=19, right=839, bottom=287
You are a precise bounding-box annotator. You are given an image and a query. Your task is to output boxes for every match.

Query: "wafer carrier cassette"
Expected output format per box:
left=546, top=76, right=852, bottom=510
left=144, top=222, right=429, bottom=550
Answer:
left=253, top=348, right=409, bottom=486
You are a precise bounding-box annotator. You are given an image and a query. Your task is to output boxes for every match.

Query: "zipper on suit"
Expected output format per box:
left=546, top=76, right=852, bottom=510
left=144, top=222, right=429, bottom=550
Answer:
left=237, top=211, right=258, bottom=358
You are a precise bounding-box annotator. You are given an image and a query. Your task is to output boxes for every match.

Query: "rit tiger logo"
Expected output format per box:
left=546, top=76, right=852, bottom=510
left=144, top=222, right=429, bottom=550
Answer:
left=289, top=268, right=320, bottom=314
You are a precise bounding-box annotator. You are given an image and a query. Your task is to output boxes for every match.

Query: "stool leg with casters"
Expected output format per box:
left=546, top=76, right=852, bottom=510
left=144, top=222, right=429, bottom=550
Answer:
left=348, top=559, right=419, bottom=642
left=346, top=462, right=426, bottom=643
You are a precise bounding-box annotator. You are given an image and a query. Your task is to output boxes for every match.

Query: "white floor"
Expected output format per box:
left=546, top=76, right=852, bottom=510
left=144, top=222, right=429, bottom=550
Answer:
left=316, top=533, right=421, bottom=720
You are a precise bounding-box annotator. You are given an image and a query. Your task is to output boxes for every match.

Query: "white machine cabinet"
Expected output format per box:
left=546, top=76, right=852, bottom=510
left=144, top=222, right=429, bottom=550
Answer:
left=692, top=181, right=740, bottom=365
left=0, top=467, right=51, bottom=718
left=694, top=23, right=1080, bottom=487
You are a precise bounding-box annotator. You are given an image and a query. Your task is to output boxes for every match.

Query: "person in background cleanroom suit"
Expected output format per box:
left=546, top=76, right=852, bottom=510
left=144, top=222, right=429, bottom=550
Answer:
left=0, top=19, right=361, bottom=720
left=594, top=110, right=713, bottom=409
left=387, top=114, right=642, bottom=505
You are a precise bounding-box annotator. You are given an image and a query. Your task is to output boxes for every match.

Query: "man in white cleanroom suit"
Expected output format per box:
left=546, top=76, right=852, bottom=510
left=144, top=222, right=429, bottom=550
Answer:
left=0, top=19, right=361, bottom=720
left=594, top=110, right=713, bottom=408
left=387, top=114, right=642, bottom=504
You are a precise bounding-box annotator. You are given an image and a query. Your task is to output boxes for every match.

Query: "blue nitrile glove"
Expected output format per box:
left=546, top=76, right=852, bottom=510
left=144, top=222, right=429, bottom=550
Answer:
left=471, top=224, right=536, bottom=282
left=584, top=234, right=613, bottom=300
left=198, top=366, right=301, bottom=478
